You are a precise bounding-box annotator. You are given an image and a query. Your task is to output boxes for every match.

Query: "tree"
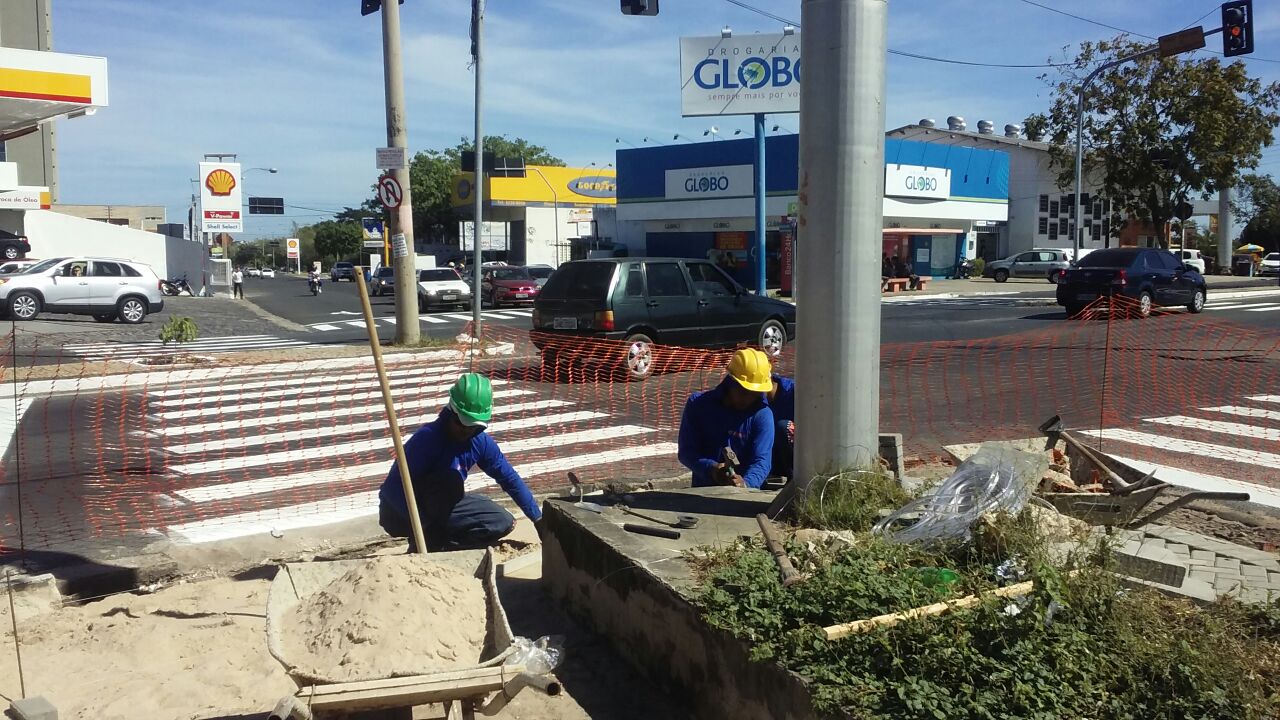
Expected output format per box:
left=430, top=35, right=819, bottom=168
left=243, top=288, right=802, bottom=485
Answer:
left=370, top=136, right=564, bottom=243
left=1022, top=113, right=1049, bottom=142
left=1038, top=37, right=1280, bottom=247
left=231, top=241, right=262, bottom=267
left=312, top=221, right=363, bottom=262
left=1231, top=173, right=1280, bottom=228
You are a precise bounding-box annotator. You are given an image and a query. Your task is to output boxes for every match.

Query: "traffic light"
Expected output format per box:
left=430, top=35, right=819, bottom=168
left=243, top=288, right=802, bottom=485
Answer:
left=621, top=0, right=658, bottom=15
left=1221, top=0, right=1254, bottom=57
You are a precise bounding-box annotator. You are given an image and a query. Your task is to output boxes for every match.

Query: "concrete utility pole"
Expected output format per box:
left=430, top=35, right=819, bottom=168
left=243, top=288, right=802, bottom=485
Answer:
left=472, top=0, right=485, bottom=336
left=794, top=0, right=888, bottom=486
left=380, top=0, right=420, bottom=344
left=1218, top=185, right=1232, bottom=272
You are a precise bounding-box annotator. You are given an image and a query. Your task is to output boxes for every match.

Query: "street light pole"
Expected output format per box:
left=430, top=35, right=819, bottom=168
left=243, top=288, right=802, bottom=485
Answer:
left=380, top=0, right=420, bottom=344
left=471, top=0, right=485, bottom=337
left=795, top=0, right=888, bottom=486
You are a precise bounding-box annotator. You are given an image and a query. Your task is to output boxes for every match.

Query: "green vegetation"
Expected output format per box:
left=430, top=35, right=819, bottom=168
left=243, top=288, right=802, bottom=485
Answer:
left=794, top=469, right=911, bottom=532
left=158, top=316, right=199, bottom=345
left=698, top=488, right=1280, bottom=718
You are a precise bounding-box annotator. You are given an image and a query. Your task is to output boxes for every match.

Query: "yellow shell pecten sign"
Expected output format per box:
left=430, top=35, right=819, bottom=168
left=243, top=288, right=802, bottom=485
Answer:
left=205, top=168, right=237, bottom=196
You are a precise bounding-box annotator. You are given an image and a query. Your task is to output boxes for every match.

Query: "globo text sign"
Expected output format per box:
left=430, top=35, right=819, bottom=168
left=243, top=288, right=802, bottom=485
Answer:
left=680, top=33, right=801, bottom=117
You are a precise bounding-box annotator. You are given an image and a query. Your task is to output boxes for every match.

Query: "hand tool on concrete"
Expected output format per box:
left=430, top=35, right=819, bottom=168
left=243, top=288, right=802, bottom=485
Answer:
left=618, top=506, right=699, bottom=529
left=567, top=471, right=605, bottom=513
left=756, top=513, right=803, bottom=587
left=622, top=523, right=682, bottom=540
left=718, top=446, right=744, bottom=487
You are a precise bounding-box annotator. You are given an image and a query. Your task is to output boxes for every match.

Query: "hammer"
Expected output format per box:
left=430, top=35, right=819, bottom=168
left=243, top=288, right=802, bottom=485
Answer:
left=717, top=446, right=744, bottom=487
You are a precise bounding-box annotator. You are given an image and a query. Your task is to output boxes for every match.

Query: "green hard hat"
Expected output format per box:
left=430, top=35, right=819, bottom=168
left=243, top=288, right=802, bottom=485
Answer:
left=448, top=373, right=493, bottom=426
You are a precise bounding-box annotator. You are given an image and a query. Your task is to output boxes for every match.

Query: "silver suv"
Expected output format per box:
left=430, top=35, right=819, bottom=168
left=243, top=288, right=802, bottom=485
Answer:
left=0, top=256, right=165, bottom=323
left=984, top=248, right=1073, bottom=283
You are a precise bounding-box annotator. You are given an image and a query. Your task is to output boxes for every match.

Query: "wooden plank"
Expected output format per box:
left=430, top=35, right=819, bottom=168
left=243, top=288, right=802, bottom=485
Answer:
left=298, top=665, right=523, bottom=711
left=822, top=581, right=1037, bottom=641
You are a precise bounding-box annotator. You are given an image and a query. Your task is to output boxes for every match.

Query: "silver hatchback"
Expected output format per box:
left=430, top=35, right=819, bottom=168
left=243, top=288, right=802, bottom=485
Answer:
left=0, top=256, right=165, bottom=323
left=984, top=248, right=1073, bottom=283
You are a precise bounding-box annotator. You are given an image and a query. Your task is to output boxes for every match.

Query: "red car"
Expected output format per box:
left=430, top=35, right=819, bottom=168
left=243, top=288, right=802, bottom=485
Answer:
left=482, top=266, right=540, bottom=308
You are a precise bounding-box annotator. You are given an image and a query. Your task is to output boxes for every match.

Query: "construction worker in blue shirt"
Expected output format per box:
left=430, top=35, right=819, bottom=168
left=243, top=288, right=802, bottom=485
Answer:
left=378, top=373, right=542, bottom=552
left=768, top=373, right=796, bottom=480
left=677, top=348, right=775, bottom=489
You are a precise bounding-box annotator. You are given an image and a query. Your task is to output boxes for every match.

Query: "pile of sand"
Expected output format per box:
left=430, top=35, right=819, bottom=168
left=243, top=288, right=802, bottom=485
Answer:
left=284, top=556, right=489, bottom=681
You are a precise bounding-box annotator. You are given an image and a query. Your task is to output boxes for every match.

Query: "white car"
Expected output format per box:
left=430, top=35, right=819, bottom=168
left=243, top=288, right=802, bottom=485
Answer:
left=526, top=264, right=554, bottom=288
left=0, top=259, right=39, bottom=275
left=245, top=267, right=262, bottom=278
left=1177, top=249, right=1206, bottom=274
left=1261, top=252, right=1280, bottom=276
left=261, top=268, right=276, bottom=278
left=417, top=267, right=472, bottom=311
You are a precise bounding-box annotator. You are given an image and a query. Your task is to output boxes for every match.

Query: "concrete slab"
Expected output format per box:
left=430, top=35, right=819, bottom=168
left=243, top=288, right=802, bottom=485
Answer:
left=7, top=696, right=58, bottom=720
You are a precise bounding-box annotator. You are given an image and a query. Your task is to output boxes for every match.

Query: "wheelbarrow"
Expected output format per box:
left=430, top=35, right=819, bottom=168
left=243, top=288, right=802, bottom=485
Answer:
left=266, top=548, right=560, bottom=720
left=1037, top=415, right=1251, bottom=529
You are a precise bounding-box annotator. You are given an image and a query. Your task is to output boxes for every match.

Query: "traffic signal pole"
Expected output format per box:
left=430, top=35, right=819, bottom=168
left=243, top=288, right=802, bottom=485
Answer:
left=794, top=0, right=887, bottom=487
left=379, top=0, right=420, bottom=344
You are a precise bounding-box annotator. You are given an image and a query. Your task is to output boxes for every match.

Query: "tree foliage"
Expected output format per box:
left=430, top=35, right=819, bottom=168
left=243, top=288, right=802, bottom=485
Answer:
left=375, top=136, right=563, bottom=242
left=312, top=221, right=363, bottom=262
left=1039, top=37, right=1280, bottom=246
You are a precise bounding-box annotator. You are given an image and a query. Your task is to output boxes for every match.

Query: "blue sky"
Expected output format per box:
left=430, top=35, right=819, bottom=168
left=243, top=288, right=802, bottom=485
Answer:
left=51, top=0, right=1280, bottom=239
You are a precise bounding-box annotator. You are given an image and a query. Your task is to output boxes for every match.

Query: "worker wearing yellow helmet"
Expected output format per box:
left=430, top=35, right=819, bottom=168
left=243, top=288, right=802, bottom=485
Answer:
left=677, top=348, right=775, bottom=488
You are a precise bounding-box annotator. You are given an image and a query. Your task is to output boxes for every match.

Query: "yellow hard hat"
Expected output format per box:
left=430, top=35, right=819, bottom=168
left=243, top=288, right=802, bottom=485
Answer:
left=726, top=348, right=773, bottom=393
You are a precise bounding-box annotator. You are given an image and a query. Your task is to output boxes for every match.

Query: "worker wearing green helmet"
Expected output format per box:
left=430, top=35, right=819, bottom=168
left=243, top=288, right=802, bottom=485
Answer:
left=378, top=373, right=542, bottom=552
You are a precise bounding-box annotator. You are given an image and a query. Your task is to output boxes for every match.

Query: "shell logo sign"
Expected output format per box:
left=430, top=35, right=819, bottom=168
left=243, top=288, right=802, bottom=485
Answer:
left=199, top=162, right=243, bottom=233
left=286, top=238, right=300, bottom=260
left=204, top=168, right=237, bottom=196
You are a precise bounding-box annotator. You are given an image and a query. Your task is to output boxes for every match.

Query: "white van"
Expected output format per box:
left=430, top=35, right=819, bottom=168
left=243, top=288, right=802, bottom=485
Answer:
left=1177, top=249, right=1206, bottom=273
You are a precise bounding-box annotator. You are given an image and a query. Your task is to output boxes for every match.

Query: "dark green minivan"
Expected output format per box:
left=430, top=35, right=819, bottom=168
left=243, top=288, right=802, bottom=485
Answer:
left=531, top=258, right=796, bottom=380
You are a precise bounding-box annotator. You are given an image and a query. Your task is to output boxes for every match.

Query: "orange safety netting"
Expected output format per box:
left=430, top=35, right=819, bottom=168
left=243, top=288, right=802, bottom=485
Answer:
left=1, top=295, right=1277, bottom=555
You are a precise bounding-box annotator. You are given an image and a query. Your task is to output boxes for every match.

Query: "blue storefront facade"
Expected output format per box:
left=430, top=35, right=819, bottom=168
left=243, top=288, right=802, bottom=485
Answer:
left=611, top=135, right=1009, bottom=285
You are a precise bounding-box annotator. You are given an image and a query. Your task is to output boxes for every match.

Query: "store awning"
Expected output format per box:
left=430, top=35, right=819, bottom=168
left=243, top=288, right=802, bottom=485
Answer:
left=0, top=47, right=108, bottom=135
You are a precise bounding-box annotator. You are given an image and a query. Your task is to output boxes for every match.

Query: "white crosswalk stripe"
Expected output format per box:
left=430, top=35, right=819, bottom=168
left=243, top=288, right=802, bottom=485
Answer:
left=65, top=335, right=316, bottom=362
left=306, top=310, right=531, bottom=332
left=133, top=361, right=683, bottom=543
left=1205, top=302, right=1280, bottom=311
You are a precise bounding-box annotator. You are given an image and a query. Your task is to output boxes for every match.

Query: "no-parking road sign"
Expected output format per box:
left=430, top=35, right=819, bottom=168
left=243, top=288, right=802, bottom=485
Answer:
left=377, top=175, right=403, bottom=209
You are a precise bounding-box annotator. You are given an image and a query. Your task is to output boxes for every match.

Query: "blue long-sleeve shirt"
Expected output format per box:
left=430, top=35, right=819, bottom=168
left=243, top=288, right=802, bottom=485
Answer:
left=378, top=410, right=542, bottom=521
left=677, top=379, right=774, bottom=489
left=770, top=375, right=795, bottom=425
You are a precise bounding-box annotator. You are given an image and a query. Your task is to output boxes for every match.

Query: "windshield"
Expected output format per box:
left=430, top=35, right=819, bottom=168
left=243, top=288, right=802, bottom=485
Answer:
left=1267, top=254, right=1280, bottom=261
left=22, top=258, right=65, bottom=274
left=377, top=267, right=394, bottom=277
left=493, top=268, right=532, bottom=281
left=539, top=262, right=615, bottom=300
left=527, top=266, right=554, bottom=279
left=335, top=262, right=353, bottom=269
left=1077, top=249, right=1139, bottom=268
left=420, top=269, right=460, bottom=282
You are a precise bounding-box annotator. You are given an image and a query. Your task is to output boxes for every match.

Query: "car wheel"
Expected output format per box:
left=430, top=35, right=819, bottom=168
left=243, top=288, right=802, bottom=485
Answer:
left=993, top=269, right=1009, bottom=283
left=92, top=313, right=116, bottom=323
left=1137, top=291, right=1153, bottom=319
left=1047, top=272, right=1059, bottom=284
left=2, top=245, right=19, bottom=260
left=8, top=291, right=40, bottom=321
left=1188, top=288, right=1206, bottom=314
left=758, top=319, right=787, bottom=358
left=117, top=296, right=148, bottom=324
left=418, top=296, right=427, bottom=313
left=622, top=333, right=654, bottom=381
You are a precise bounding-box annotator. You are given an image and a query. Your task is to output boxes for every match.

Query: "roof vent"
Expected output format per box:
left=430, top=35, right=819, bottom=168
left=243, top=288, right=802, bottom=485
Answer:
left=1004, top=124, right=1022, bottom=138
left=919, top=118, right=936, bottom=129
left=946, top=116, right=966, bottom=132
left=977, top=120, right=995, bottom=135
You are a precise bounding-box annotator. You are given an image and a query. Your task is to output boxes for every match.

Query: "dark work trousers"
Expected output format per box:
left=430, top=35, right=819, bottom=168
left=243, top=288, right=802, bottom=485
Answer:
left=773, top=419, right=795, bottom=480
left=233, top=282, right=244, bottom=299
left=379, top=469, right=515, bottom=552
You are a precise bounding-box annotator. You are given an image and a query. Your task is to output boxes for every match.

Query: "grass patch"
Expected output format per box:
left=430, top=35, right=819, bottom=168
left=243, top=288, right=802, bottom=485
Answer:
left=697, top=479, right=1280, bottom=718
left=794, top=468, right=913, bottom=532
left=382, top=336, right=455, bottom=349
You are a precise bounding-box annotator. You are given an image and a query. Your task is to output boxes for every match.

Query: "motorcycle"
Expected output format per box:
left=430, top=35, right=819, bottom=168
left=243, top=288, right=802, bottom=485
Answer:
left=309, top=276, right=323, bottom=296
left=953, top=259, right=977, bottom=280
left=160, top=274, right=194, bottom=296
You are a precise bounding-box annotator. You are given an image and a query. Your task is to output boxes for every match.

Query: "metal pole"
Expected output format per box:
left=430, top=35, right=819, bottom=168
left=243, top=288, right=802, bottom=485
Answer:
left=754, top=112, right=768, bottom=295
left=1218, top=185, right=1231, bottom=274
left=381, top=0, right=420, bottom=344
left=795, top=0, right=887, bottom=486
left=531, top=168, right=560, bottom=266
left=1073, top=48, right=1157, bottom=262
left=472, top=0, right=485, bottom=336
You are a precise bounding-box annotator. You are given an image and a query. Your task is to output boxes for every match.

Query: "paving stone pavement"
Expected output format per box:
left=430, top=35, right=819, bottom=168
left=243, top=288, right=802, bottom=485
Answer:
left=1121, top=524, right=1280, bottom=604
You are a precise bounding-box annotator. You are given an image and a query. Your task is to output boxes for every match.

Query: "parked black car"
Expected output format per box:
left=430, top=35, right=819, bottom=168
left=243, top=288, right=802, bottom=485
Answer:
left=1056, top=247, right=1207, bottom=318
left=531, top=258, right=796, bottom=380
left=0, top=230, right=31, bottom=261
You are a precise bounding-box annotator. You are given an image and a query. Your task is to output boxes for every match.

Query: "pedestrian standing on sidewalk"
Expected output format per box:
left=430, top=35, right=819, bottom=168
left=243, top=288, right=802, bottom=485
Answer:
left=378, top=373, right=543, bottom=552
left=231, top=267, right=244, bottom=299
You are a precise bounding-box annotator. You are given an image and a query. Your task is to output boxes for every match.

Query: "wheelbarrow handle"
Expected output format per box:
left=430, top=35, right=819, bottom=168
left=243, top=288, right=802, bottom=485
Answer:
left=1125, top=491, right=1252, bottom=529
